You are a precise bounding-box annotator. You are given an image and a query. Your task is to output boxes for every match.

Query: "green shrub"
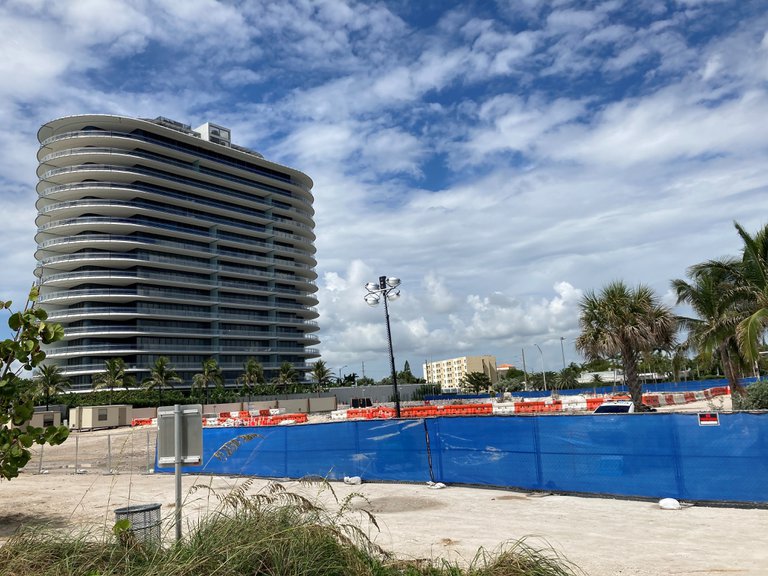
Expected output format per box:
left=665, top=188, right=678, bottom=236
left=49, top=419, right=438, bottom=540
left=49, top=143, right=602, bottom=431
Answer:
left=744, top=380, right=768, bottom=409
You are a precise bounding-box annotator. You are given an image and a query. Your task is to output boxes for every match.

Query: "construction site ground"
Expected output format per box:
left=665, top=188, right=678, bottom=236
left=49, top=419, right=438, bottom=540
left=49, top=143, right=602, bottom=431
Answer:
left=1, top=397, right=766, bottom=576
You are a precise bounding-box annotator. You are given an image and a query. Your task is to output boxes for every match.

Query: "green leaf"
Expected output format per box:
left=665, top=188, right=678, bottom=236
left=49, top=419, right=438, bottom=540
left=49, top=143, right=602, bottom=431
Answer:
left=8, top=312, right=22, bottom=331
left=19, top=434, right=34, bottom=448
left=113, top=518, right=131, bottom=536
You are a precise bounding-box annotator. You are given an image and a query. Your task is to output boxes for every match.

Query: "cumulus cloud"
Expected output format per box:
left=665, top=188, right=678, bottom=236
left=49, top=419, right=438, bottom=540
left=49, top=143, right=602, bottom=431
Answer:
left=0, top=0, right=766, bottom=379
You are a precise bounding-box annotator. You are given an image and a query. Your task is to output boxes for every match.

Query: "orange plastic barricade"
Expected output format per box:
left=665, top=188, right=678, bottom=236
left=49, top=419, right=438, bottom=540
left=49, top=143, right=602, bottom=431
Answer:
left=643, top=395, right=660, bottom=407
left=586, top=398, right=604, bottom=411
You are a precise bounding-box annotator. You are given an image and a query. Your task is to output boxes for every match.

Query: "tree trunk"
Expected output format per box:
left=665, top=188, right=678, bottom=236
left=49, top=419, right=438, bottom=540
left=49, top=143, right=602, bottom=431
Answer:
left=622, top=348, right=643, bottom=409
left=720, top=346, right=745, bottom=409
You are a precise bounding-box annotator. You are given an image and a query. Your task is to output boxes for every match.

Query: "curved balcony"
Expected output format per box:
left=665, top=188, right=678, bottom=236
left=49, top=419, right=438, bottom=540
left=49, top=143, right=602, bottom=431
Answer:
left=41, top=270, right=318, bottom=302
left=59, top=324, right=320, bottom=342
left=56, top=360, right=313, bottom=377
left=46, top=306, right=320, bottom=327
left=39, top=128, right=314, bottom=200
left=38, top=192, right=316, bottom=246
left=38, top=181, right=316, bottom=249
left=46, top=343, right=318, bottom=356
left=39, top=146, right=315, bottom=219
left=40, top=289, right=318, bottom=316
left=36, top=254, right=318, bottom=289
left=39, top=165, right=315, bottom=235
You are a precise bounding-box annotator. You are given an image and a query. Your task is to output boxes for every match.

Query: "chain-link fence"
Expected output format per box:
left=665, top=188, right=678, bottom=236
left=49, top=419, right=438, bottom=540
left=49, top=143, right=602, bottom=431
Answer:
left=23, top=427, right=157, bottom=476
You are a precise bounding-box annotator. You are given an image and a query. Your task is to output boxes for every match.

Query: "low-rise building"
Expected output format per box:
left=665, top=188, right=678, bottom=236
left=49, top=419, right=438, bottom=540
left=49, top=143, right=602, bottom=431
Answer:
left=422, top=355, right=498, bottom=390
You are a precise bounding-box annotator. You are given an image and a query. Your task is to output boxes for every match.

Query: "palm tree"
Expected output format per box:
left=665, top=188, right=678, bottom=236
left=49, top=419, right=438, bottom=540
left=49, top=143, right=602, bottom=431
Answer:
left=554, top=366, right=578, bottom=390
left=272, top=362, right=298, bottom=392
left=576, top=281, right=677, bottom=410
left=35, top=364, right=70, bottom=411
left=142, top=357, right=182, bottom=407
left=92, top=358, right=135, bottom=404
left=461, top=371, right=492, bottom=394
left=193, top=358, right=223, bottom=405
left=672, top=264, right=748, bottom=400
left=310, top=360, right=333, bottom=391
left=728, top=223, right=768, bottom=365
left=236, top=358, right=265, bottom=402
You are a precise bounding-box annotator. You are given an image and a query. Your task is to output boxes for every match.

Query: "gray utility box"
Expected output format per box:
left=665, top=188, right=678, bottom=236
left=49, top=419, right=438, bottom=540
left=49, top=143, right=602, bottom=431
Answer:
left=156, top=405, right=203, bottom=467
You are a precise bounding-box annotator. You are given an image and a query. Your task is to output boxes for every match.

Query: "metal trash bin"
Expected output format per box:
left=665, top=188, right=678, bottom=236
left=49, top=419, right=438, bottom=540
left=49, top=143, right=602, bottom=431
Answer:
left=114, top=504, right=162, bottom=546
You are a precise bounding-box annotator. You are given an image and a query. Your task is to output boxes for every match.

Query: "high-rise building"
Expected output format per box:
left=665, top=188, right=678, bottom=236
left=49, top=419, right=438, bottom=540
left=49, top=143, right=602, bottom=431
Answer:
left=35, top=115, right=319, bottom=390
left=422, top=355, right=498, bottom=391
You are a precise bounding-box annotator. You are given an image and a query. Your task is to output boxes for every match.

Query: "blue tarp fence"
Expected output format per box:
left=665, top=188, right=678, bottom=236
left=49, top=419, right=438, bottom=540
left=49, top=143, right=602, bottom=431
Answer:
left=158, top=412, right=768, bottom=504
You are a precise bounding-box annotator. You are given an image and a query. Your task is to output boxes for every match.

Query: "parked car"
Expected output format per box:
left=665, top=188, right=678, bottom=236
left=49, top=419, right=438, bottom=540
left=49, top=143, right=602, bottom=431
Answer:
left=593, top=400, right=656, bottom=414
left=593, top=400, right=635, bottom=414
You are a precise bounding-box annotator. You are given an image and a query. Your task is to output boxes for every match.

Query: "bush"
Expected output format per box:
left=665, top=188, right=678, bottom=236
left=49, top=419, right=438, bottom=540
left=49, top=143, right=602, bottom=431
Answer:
left=743, top=380, right=768, bottom=409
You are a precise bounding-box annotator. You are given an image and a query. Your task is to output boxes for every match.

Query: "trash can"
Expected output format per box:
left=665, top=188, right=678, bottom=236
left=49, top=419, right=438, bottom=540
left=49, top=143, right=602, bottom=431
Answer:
left=114, top=504, right=162, bottom=546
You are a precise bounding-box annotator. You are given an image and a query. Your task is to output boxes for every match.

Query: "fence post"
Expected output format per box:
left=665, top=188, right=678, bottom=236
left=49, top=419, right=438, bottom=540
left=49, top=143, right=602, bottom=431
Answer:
left=74, top=435, right=79, bottom=473
left=146, top=430, right=151, bottom=473
left=37, top=444, right=44, bottom=474
left=106, top=434, right=112, bottom=475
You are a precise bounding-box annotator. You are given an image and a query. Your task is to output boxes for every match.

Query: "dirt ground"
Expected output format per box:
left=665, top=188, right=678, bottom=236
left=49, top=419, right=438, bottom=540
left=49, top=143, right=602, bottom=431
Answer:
left=2, top=398, right=767, bottom=576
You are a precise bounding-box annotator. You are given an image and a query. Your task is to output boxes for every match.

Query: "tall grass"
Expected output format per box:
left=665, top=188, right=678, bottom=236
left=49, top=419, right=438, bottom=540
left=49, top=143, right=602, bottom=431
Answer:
left=0, top=479, right=584, bottom=576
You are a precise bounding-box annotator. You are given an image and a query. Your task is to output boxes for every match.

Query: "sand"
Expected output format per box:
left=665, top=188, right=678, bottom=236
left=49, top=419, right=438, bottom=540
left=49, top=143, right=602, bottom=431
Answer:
left=2, top=401, right=766, bottom=576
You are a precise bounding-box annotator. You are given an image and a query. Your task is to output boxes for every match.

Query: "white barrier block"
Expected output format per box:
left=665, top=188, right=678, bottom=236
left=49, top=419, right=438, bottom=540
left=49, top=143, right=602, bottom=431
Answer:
left=331, top=410, right=348, bottom=420
left=492, top=404, right=516, bottom=414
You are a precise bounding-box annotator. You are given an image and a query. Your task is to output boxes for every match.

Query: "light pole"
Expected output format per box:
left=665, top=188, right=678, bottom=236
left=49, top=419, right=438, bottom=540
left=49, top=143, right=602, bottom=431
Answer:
left=535, top=344, right=547, bottom=391
left=337, top=365, right=348, bottom=384
left=560, top=337, right=566, bottom=371
left=364, top=276, right=402, bottom=417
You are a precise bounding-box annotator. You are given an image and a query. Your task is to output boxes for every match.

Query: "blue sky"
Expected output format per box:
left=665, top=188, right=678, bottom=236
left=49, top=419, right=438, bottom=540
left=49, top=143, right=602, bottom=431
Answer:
left=1, top=0, right=767, bottom=380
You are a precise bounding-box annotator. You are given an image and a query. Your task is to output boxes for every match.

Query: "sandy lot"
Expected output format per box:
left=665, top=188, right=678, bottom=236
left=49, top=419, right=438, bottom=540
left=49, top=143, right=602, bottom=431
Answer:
left=3, top=398, right=767, bottom=576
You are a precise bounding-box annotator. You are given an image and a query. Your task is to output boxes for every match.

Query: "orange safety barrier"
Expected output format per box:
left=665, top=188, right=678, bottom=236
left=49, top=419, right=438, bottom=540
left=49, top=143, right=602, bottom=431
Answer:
left=643, top=395, right=661, bottom=407
left=586, top=398, right=604, bottom=410
left=131, top=418, right=153, bottom=427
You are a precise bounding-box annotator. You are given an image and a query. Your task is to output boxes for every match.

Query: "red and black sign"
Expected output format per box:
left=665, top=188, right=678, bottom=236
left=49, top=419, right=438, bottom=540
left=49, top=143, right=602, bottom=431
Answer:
left=698, top=412, right=720, bottom=426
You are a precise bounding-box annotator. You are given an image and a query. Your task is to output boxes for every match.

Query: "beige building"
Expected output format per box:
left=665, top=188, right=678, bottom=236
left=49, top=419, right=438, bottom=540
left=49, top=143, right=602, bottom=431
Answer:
left=422, top=355, right=498, bottom=390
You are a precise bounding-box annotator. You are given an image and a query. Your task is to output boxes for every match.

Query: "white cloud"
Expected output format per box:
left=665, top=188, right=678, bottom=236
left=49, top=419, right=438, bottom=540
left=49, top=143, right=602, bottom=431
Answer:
left=0, top=0, right=766, bottom=379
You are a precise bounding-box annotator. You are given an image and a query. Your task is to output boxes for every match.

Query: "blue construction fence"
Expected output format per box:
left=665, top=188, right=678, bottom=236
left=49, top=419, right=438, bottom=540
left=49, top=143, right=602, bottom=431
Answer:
left=158, top=412, right=768, bottom=504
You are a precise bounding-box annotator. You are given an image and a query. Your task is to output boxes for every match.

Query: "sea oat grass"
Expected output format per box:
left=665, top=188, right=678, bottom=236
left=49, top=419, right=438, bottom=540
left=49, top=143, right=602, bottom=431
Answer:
left=0, top=482, right=582, bottom=576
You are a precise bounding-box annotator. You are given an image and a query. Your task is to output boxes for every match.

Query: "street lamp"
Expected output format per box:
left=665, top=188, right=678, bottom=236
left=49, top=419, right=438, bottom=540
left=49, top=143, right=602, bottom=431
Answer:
left=560, top=337, right=566, bottom=371
left=337, top=365, right=348, bottom=384
left=364, top=276, right=402, bottom=417
left=535, top=344, right=547, bottom=391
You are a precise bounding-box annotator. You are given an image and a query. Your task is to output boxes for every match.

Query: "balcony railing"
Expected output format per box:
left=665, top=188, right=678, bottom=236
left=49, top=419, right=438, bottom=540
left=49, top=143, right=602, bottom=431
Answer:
left=41, top=165, right=313, bottom=232
left=46, top=307, right=319, bottom=326
left=37, top=231, right=314, bottom=271
left=39, top=182, right=313, bottom=245
left=60, top=324, right=320, bottom=341
left=40, top=129, right=312, bottom=197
